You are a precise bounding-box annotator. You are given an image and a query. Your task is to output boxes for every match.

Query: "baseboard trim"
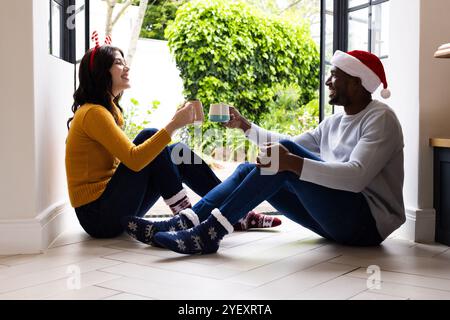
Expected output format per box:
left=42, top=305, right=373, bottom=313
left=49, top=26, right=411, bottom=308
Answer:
left=395, top=207, right=436, bottom=243
left=0, top=201, right=73, bottom=255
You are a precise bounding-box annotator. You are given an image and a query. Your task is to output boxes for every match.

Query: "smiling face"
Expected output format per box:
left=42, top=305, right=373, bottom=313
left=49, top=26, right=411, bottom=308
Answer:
left=110, top=50, right=130, bottom=97
left=325, top=66, right=360, bottom=106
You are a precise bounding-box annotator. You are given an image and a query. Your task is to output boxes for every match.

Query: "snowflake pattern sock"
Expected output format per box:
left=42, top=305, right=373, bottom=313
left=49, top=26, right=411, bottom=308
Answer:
left=121, top=208, right=200, bottom=246
left=154, top=209, right=233, bottom=255
left=164, top=189, right=192, bottom=215
left=233, top=211, right=282, bottom=231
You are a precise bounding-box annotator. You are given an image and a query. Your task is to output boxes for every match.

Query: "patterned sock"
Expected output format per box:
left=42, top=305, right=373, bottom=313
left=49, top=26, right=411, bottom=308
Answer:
left=233, top=211, right=282, bottom=231
left=121, top=208, right=200, bottom=246
left=154, top=209, right=233, bottom=255
left=164, top=189, right=192, bottom=215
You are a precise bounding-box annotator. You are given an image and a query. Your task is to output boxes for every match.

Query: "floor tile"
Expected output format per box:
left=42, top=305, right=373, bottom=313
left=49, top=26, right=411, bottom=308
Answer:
left=99, top=262, right=254, bottom=299
left=104, top=251, right=242, bottom=280
left=330, top=254, right=450, bottom=280
left=350, top=291, right=407, bottom=300
left=292, top=275, right=368, bottom=300
left=45, top=285, right=120, bottom=300
left=347, top=267, right=450, bottom=292
left=104, top=293, right=154, bottom=300
left=0, top=258, right=121, bottom=294
left=0, top=270, right=121, bottom=300
left=226, top=247, right=340, bottom=286
left=235, top=262, right=358, bottom=300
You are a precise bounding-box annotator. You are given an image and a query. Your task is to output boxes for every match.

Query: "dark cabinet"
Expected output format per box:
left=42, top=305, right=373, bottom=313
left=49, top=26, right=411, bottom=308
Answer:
left=431, top=139, right=450, bottom=246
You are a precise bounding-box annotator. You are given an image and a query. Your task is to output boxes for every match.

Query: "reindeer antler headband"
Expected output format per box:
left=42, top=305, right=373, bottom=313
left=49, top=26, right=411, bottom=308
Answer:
left=89, top=31, right=113, bottom=71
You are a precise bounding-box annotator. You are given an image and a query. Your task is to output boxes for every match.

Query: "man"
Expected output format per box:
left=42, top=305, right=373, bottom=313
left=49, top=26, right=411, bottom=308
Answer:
left=147, top=50, right=406, bottom=254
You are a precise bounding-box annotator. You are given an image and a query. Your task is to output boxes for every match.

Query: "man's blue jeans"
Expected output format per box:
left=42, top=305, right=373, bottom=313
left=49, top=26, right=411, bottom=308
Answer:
left=192, top=139, right=383, bottom=246
left=75, top=128, right=221, bottom=238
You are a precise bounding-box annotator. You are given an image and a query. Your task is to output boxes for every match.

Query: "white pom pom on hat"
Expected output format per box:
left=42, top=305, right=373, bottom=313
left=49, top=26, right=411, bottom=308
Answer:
left=381, top=88, right=391, bottom=99
left=330, top=50, right=391, bottom=99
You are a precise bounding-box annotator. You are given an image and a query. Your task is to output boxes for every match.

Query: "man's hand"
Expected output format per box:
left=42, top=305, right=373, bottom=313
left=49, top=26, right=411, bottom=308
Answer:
left=224, top=106, right=251, bottom=132
left=256, top=143, right=303, bottom=176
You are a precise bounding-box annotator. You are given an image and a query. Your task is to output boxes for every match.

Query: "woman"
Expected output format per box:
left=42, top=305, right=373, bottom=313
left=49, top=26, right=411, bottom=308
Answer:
left=65, top=43, right=280, bottom=240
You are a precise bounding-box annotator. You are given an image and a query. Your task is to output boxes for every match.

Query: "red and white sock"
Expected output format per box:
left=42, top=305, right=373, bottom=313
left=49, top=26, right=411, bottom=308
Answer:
left=164, top=189, right=192, bottom=215
left=233, top=211, right=282, bottom=231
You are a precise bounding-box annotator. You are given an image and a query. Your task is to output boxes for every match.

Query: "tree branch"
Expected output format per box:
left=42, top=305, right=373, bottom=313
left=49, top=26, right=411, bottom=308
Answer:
left=126, top=0, right=149, bottom=66
left=105, top=0, right=116, bottom=36
left=279, top=0, right=303, bottom=14
left=111, top=0, right=134, bottom=28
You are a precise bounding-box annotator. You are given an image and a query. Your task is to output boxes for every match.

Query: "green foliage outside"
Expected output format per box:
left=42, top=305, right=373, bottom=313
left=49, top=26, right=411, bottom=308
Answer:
left=123, top=98, right=160, bottom=140
left=165, top=0, right=320, bottom=159
left=259, top=84, right=319, bottom=136
left=140, top=0, right=188, bottom=40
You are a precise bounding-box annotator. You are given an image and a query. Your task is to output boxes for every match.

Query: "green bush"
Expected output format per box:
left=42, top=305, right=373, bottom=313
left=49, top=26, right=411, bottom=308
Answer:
left=166, top=0, right=319, bottom=159
left=123, top=98, right=160, bottom=140
left=259, top=83, right=319, bottom=136
left=166, top=0, right=319, bottom=122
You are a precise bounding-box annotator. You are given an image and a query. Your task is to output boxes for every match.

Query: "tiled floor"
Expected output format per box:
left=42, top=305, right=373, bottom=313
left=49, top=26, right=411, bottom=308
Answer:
left=1, top=163, right=450, bottom=300
left=0, top=217, right=449, bottom=300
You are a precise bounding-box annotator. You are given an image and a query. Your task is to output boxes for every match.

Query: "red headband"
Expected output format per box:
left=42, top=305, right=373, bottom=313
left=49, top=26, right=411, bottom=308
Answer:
left=89, top=31, right=113, bottom=71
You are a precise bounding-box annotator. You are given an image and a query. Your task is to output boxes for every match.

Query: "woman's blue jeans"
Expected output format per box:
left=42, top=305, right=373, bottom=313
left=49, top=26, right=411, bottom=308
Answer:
left=75, top=128, right=221, bottom=238
left=192, top=139, right=383, bottom=246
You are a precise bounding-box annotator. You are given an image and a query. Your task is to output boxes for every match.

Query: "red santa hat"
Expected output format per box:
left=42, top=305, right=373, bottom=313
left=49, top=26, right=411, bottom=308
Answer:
left=330, top=50, right=391, bottom=99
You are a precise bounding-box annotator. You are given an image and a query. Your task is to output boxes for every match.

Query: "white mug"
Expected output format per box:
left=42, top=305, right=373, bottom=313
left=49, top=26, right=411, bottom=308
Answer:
left=209, top=103, right=231, bottom=122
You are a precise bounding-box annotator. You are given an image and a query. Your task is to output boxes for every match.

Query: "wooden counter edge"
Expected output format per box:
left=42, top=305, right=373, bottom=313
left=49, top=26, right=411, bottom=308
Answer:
left=430, top=138, right=450, bottom=148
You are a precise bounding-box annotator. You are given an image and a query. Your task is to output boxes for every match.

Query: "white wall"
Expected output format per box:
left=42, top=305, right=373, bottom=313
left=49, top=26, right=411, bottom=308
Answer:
left=387, top=0, right=421, bottom=240
left=0, top=0, right=36, bottom=220
left=33, top=0, right=74, bottom=214
left=419, top=0, right=450, bottom=206
left=121, top=39, right=184, bottom=129
left=0, top=0, right=75, bottom=254
left=387, top=0, right=450, bottom=242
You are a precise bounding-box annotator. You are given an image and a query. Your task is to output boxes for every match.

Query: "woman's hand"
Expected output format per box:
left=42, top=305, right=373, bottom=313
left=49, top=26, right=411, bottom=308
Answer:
left=164, top=101, right=196, bottom=136
left=224, top=106, right=251, bottom=132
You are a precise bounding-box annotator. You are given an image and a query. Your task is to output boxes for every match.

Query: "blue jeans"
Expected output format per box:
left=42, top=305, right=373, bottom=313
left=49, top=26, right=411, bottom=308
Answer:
left=75, top=128, right=221, bottom=238
left=192, top=139, right=383, bottom=246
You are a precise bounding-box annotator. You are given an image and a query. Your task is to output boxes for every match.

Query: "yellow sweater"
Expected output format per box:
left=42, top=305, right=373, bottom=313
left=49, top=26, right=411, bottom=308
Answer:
left=65, top=103, right=171, bottom=208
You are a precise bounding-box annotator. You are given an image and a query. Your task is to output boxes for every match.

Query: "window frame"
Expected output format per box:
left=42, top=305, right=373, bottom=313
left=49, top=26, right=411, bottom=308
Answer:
left=347, top=0, right=389, bottom=59
left=319, top=0, right=389, bottom=120
left=49, top=0, right=90, bottom=64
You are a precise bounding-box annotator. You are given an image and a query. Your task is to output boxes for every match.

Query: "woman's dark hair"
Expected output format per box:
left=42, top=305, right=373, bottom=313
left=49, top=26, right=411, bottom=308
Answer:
left=67, top=45, right=125, bottom=129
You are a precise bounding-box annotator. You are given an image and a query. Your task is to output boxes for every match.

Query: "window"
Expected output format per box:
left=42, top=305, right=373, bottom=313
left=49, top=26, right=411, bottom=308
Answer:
left=319, top=0, right=336, bottom=119
left=49, top=0, right=90, bottom=63
left=347, top=0, right=390, bottom=58
left=319, top=0, right=390, bottom=119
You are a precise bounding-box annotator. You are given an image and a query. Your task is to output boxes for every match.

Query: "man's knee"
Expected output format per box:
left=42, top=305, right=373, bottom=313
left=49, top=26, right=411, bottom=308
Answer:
left=279, top=139, right=319, bottom=161
left=133, top=128, right=159, bottom=145
left=279, top=139, right=298, bottom=153
left=236, top=162, right=256, bottom=175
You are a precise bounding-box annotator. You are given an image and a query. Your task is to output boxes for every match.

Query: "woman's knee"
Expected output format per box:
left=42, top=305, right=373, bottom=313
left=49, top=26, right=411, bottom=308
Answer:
left=133, top=128, right=159, bottom=145
left=170, top=142, right=190, bottom=155
left=170, top=142, right=195, bottom=165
